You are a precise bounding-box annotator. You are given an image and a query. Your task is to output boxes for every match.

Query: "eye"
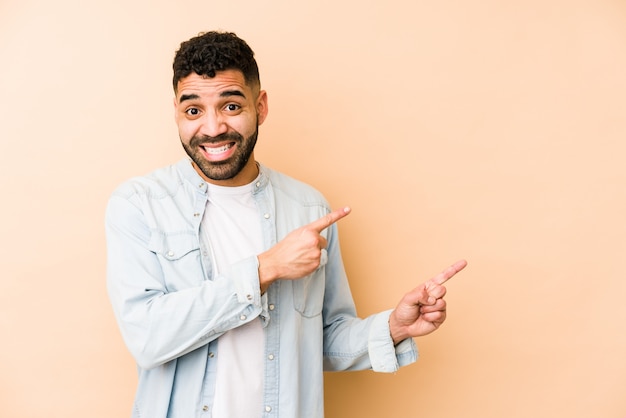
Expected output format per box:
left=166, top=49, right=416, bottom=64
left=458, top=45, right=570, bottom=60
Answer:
left=225, top=103, right=241, bottom=112
left=185, top=108, right=200, bottom=116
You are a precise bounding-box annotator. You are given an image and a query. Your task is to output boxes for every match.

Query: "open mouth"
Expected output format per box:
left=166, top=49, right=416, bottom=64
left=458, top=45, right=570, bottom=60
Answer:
left=201, top=141, right=237, bottom=161
left=204, top=143, right=234, bottom=155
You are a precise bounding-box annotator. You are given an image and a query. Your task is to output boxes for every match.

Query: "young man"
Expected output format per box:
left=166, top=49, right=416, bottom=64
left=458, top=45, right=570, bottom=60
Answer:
left=106, top=31, right=467, bottom=418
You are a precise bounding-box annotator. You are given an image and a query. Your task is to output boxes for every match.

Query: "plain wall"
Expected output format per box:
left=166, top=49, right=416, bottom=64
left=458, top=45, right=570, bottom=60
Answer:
left=1, top=0, right=625, bottom=417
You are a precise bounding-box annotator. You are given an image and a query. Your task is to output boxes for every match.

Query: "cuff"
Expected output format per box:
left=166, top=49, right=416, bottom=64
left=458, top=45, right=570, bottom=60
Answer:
left=368, top=309, right=419, bottom=373
left=229, top=255, right=263, bottom=308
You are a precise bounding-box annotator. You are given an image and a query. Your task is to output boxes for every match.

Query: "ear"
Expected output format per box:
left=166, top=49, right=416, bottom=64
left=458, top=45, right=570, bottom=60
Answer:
left=173, top=95, right=179, bottom=122
left=256, top=90, right=269, bottom=125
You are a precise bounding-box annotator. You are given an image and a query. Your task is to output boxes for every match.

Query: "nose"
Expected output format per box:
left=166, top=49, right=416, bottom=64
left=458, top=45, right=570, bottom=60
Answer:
left=199, top=110, right=228, bottom=138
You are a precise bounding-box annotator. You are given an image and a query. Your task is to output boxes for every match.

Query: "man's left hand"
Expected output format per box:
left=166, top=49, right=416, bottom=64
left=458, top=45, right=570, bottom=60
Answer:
left=389, top=259, right=467, bottom=344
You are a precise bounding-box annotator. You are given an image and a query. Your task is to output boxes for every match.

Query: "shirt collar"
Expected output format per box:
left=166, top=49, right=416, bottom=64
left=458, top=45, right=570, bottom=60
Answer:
left=175, top=158, right=270, bottom=195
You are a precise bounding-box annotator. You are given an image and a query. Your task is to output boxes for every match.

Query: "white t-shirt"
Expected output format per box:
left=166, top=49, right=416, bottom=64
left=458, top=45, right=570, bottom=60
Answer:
left=202, top=180, right=265, bottom=417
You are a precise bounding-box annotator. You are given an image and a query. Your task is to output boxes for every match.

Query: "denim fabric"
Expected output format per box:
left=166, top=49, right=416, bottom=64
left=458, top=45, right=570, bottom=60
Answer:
left=106, top=159, right=417, bottom=418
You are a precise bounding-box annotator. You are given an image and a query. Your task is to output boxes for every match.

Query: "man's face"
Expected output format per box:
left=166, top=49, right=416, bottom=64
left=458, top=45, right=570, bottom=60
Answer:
left=174, top=69, right=268, bottom=186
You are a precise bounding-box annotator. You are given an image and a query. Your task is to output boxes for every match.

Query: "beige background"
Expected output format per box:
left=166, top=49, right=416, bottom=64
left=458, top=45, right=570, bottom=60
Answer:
left=1, top=0, right=625, bottom=417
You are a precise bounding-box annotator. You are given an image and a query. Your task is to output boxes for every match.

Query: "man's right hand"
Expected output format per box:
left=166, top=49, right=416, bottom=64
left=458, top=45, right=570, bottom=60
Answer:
left=257, top=207, right=351, bottom=293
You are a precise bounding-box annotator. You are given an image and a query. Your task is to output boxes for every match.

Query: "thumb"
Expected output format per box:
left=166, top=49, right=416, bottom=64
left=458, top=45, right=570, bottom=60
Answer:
left=407, top=285, right=436, bottom=306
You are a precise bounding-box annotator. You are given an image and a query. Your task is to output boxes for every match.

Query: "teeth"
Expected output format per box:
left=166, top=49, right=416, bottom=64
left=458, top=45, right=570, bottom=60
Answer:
left=205, top=144, right=232, bottom=154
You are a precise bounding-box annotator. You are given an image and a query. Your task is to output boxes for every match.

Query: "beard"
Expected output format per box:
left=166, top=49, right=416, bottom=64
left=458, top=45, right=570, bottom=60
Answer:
left=181, top=127, right=258, bottom=182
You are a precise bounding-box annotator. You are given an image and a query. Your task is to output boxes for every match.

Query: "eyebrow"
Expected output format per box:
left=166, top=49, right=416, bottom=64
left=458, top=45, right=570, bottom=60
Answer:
left=179, top=93, right=200, bottom=103
left=178, top=90, right=246, bottom=103
left=220, top=89, right=246, bottom=99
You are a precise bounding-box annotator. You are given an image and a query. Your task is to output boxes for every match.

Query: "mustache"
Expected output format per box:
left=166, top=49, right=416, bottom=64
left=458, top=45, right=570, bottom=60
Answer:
left=190, top=132, right=243, bottom=147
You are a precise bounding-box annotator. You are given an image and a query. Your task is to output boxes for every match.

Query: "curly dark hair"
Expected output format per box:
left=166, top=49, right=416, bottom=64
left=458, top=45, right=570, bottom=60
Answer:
left=172, top=31, right=260, bottom=93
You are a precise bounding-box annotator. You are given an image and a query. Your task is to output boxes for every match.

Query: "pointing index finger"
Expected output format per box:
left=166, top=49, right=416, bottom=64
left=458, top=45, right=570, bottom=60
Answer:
left=430, top=259, right=468, bottom=286
left=308, top=207, right=351, bottom=233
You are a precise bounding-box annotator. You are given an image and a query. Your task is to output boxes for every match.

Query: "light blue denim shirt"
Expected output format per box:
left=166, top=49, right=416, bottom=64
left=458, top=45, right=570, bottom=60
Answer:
left=106, top=159, right=418, bottom=418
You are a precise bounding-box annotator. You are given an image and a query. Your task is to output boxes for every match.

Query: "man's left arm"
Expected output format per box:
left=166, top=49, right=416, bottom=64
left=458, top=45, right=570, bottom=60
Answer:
left=321, top=222, right=418, bottom=373
left=321, top=217, right=467, bottom=372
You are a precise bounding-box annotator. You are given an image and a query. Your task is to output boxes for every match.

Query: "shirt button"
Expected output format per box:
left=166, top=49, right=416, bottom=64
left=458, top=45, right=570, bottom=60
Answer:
left=202, top=405, right=209, bottom=411
left=269, top=304, right=275, bottom=311
left=246, top=294, right=253, bottom=301
left=256, top=181, right=261, bottom=188
left=264, top=213, right=270, bottom=219
left=240, top=315, right=247, bottom=321
left=268, top=354, right=275, bottom=360
left=265, top=406, right=272, bottom=412
left=208, top=352, right=214, bottom=358
left=167, top=250, right=174, bottom=257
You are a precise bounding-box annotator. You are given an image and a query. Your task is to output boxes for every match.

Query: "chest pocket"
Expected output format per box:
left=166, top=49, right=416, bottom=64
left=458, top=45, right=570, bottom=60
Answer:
left=149, top=231, right=204, bottom=292
left=292, top=257, right=327, bottom=318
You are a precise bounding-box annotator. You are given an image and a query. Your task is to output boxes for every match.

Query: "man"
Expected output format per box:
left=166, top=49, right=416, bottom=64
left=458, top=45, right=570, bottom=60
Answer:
left=106, top=31, right=467, bottom=418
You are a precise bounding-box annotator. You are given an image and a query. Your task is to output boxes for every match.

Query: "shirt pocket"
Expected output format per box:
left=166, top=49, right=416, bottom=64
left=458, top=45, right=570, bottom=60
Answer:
left=149, top=231, right=204, bottom=291
left=292, top=258, right=327, bottom=318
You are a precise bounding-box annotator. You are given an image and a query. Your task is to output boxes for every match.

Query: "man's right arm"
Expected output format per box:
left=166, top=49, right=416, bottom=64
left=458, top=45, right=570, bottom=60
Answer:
left=105, top=194, right=264, bottom=369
